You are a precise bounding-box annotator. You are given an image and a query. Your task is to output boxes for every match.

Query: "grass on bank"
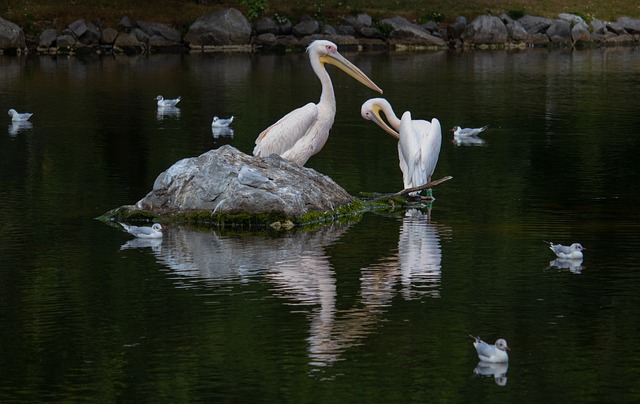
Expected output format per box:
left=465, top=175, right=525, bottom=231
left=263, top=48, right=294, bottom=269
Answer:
left=3, top=0, right=639, bottom=35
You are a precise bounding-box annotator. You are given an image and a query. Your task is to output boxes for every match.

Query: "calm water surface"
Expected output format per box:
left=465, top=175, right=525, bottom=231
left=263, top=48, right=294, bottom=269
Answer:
left=1, top=47, right=640, bottom=402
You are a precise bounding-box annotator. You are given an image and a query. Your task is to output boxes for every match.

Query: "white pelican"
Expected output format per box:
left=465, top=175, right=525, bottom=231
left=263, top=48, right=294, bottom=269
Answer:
left=253, top=40, right=383, bottom=166
left=211, top=115, right=234, bottom=127
left=155, top=95, right=181, bottom=107
left=545, top=241, right=586, bottom=259
left=360, top=98, right=442, bottom=195
left=451, top=125, right=488, bottom=137
left=8, top=109, right=33, bottom=122
left=470, top=335, right=510, bottom=363
left=119, top=222, right=164, bottom=239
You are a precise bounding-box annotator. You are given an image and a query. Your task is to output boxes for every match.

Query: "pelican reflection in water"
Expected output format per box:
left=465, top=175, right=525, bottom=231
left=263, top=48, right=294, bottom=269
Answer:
left=124, top=214, right=445, bottom=370
left=253, top=40, right=383, bottom=166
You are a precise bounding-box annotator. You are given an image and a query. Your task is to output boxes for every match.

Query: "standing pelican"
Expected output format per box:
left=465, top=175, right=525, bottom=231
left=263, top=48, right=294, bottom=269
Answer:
left=361, top=98, right=442, bottom=195
left=253, top=40, right=383, bottom=166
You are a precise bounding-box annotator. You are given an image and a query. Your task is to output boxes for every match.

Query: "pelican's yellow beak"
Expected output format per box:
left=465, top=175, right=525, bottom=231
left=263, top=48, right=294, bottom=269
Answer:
left=321, top=52, right=383, bottom=94
left=370, top=104, right=400, bottom=139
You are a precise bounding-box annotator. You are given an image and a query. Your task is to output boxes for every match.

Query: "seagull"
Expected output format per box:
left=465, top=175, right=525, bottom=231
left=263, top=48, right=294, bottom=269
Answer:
left=8, top=109, right=33, bottom=122
left=545, top=241, right=586, bottom=259
left=155, top=95, right=181, bottom=107
left=211, top=115, right=234, bottom=128
left=119, top=223, right=164, bottom=239
left=470, top=335, right=510, bottom=363
left=451, top=125, right=488, bottom=138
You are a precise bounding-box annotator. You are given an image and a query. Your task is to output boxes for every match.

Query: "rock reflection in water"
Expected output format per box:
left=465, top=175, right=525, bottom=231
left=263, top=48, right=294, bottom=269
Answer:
left=122, top=213, right=446, bottom=369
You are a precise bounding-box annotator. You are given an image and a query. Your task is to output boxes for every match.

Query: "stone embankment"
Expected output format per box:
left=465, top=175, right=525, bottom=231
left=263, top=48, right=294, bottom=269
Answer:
left=1, top=9, right=640, bottom=55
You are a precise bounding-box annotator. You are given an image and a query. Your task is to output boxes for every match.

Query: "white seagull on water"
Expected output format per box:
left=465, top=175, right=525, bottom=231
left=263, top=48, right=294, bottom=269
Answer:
left=451, top=125, right=488, bottom=138
left=470, top=335, right=510, bottom=363
left=545, top=241, right=586, bottom=259
left=211, top=115, right=234, bottom=127
left=8, top=109, right=33, bottom=122
left=155, top=95, right=181, bottom=107
left=119, top=223, right=164, bottom=239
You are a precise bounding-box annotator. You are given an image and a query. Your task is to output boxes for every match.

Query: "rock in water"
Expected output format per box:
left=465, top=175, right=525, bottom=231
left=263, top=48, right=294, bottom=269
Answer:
left=132, top=145, right=355, bottom=220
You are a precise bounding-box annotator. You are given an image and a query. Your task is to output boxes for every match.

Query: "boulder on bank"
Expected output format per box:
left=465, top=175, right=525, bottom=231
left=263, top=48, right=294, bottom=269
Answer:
left=461, top=15, right=508, bottom=45
left=116, top=145, right=356, bottom=225
left=0, top=17, right=26, bottom=52
left=184, top=8, right=252, bottom=48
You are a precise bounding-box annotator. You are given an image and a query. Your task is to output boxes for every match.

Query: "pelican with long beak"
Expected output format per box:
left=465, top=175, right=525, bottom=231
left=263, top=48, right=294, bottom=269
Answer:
left=361, top=98, right=442, bottom=195
left=253, top=40, right=383, bottom=166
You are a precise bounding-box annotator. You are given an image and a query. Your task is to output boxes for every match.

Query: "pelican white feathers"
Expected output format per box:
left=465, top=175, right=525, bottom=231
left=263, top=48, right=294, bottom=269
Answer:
left=361, top=98, right=442, bottom=194
left=253, top=40, right=383, bottom=166
left=155, top=95, right=181, bottom=107
left=545, top=241, right=586, bottom=259
left=8, top=109, right=33, bottom=122
left=470, top=335, right=510, bottom=363
left=211, top=115, right=234, bottom=127
left=120, top=223, right=164, bottom=239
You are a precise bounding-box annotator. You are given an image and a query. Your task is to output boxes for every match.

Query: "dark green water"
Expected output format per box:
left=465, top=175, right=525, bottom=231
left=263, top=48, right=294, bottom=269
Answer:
left=1, top=47, right=640, bottom=402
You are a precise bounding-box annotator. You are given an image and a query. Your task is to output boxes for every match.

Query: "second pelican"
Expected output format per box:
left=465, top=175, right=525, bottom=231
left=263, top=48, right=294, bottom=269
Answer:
left=253, top=40, right=383, bottom=166
left=361, top=98, right=442, bottom=194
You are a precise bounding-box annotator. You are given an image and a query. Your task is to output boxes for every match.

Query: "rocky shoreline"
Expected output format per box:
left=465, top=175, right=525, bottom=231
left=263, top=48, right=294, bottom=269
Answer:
left=1, top=8, right=640, bottom=55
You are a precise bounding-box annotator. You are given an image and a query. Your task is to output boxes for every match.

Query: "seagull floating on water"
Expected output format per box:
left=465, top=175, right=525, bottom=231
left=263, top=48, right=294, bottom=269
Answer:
left=451, top=125, right=488, bottom=138
left=155, top=95, right=181, bottom=107
left=8, top=109, right=33, bottom=122
left=119, top=223, right=164, bottom=239
left=545, top=241, right=586, bottom=259
left=470, top=335, right=510, bottom=363
left=211, top=115, right=234, bottom=128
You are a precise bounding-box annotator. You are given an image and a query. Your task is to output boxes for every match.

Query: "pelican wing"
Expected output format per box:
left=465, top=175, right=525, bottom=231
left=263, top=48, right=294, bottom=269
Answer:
left=398, top=112, right=421, bottom=189
left=420, top=117, right=442, bottom=183
left=253, top=103, right=318, bottom=158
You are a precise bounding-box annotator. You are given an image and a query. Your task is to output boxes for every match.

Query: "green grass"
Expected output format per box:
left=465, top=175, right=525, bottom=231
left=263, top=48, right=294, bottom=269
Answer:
left=2, top=0, right=639, bottom=35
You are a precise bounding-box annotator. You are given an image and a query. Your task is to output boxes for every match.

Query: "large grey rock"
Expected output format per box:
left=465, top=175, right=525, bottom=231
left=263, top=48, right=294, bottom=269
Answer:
left=39, top=28, right=58, bottom=47
left=137, top=20, right=181, bottom=42
left=184, top=8, right=252, bottom=46
left=56, top=34, right=76, bottom=48
left=293, top=19, right=320, bottom=37
left=69, top=19, right=88, bottom=37
left=134, top=145, right=355, bottom=219
left=255, top=16, right=279, bottom=35
left=518, top=15, right=553, bottom=34
left=381, top=16, right=446, bottom=46
left=461, top=15, right=508, bottom=44
left=558, top=13, right=586, bottom=26
left=571, top=22, right=593, bottom=44
left=113, top=32, right=143, bottom=54
left=546, top=20, right=572, bottom=43
left=0, top=17, right=26, bottom=50
left=448, top=16, right=467, bottom=40
left=617, top=17, right=640, bottom=34
left=500, top=14, right=528, bottom=42
left=101, top=27, right=119, bottom=44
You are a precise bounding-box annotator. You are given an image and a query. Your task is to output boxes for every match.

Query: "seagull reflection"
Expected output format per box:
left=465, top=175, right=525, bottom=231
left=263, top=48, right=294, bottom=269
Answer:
left=120, top=237, right=163, bottom=252
left=547, top=258, right=583, bottom=274
left=212, top=126, right=234, bottom=138
left=156, top=106, right=181, bottom=120
left=452, top=135, right=486, bottom=146
left=473, top=361, right=508, bottom=386
left=8, top=121, right=33, bottom=136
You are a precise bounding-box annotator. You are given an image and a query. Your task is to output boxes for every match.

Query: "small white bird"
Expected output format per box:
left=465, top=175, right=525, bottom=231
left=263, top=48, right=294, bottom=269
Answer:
left=8, top=109, right=33, bottom=122
left=119, top=223, right=164, bottom=239
left=155, top=95, right=181, bottom=107
left=545, top=241, right=586, bottom=259
left=451, top=125, right=488, bottom=137
left=470, top=335, right=510, bottom=363
left=211, top=115, right=234, bottom=128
